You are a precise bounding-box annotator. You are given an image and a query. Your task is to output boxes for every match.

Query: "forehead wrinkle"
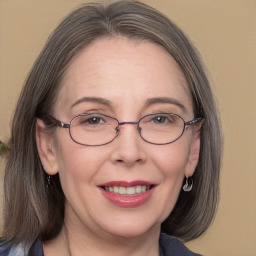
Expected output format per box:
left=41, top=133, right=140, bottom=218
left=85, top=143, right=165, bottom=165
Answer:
left=55, top=37, right=194, bottom=118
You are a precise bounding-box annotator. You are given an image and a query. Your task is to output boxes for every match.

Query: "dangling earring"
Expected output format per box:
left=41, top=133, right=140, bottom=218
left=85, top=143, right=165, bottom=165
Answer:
left=183, top=176, right=193, bottom=192
left=47, top=175, right=52, bottom=188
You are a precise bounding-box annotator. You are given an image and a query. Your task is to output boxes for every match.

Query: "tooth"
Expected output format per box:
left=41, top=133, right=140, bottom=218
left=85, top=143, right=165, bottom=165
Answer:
left=141, top=185, right=146, bottom=192
left=127, top=187, right=136, bottom=195
left=135, top=185, right=142, bottom=194
left=105, top=185, right=151, bottom=195
left=119, top=186, right=126, bottom=195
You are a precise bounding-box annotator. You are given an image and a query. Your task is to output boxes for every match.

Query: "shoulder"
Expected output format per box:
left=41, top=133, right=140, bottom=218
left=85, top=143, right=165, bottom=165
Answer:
left=159, top=233, right=202, bottom=256
left=0, top=242, right=25, bottom=256
left=0, top=240, right=43, bottom=256
left=0, top=243, right=9, bottom=256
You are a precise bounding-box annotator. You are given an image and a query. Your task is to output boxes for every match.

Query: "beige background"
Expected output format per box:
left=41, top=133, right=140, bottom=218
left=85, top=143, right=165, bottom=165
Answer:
left=0, top=0, right=255, bottom=255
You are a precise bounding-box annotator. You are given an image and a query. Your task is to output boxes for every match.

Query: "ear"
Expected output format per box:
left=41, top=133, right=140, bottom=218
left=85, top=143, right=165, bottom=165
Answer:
left=185, top=122, right=203, bottom=177
left=36, top=118, right=59, bottom=175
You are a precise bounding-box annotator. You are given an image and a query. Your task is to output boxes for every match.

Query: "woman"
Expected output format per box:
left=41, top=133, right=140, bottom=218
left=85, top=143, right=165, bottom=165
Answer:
left=0, top=1, right=221, bottom=255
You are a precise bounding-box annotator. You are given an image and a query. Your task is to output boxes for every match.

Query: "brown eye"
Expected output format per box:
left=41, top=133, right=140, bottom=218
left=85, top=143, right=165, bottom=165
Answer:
left=86, top=116, right=103, bottom=125
left=78, top=116, right=104, bottom=125
left=152, top=116, right=168, bottom=124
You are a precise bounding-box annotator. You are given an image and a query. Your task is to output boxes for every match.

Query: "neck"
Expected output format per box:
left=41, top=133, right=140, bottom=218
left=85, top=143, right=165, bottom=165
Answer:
left=63, top=225, right=72, bottom=256
left=44, top=223, right=160, bottom=256
left=67, top=224, right=160, bottom=256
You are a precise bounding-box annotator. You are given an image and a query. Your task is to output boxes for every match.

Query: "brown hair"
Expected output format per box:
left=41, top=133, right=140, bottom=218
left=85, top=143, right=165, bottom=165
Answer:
left=2, top=0, right=221, bottom=250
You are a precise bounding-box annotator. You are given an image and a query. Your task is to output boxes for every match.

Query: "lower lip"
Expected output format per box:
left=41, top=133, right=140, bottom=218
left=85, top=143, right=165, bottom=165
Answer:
left=100, top=187, right=155, bottom=208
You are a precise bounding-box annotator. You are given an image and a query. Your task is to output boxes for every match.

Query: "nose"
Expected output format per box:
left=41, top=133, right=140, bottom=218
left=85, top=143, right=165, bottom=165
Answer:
left=110, top=123, right=146, bottom=167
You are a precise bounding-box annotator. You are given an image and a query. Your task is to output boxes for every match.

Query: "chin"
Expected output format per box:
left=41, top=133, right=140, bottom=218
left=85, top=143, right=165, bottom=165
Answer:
left=101, top=217, right=161, bottom=239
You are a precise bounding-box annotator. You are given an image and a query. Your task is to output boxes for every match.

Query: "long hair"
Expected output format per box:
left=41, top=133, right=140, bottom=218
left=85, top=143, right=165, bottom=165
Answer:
left=2, top=0, right=221, bottom=250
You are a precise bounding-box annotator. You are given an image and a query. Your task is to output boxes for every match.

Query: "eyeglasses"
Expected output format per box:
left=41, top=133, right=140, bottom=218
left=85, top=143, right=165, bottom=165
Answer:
left=46, top=113, right=202, bottom=146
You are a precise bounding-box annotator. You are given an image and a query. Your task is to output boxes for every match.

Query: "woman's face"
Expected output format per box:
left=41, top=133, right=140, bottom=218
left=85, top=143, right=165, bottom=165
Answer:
left=37, top=37, right=201, bottom=239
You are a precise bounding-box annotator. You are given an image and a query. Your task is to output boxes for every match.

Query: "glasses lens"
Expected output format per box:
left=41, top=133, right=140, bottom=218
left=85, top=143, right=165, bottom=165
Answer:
left=139, top=113, right=185, bottom=144
left=70, top=114, right=118, bottom=146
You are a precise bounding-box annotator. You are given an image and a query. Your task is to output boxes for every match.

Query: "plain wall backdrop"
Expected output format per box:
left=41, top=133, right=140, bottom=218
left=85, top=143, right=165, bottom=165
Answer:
left=0, top=0, right=255, bottom=255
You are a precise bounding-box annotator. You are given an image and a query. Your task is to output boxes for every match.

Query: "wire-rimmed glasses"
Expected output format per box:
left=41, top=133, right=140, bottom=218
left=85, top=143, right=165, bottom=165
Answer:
left=45, top=113, right=203, bottom=146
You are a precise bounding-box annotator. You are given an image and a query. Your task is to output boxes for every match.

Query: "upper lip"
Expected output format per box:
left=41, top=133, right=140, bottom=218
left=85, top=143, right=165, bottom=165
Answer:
left=99, top=180, right=155, bottom=187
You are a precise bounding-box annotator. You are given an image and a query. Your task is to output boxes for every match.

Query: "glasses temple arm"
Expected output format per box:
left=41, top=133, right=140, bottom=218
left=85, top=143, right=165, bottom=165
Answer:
left=38, top=114, right=70, bottom=128
left=185, top=117, right=204, bottom=126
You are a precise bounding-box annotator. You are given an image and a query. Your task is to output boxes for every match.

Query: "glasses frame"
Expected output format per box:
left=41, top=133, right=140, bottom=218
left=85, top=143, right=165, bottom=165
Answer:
left=45, top=113, right=203, bottom=146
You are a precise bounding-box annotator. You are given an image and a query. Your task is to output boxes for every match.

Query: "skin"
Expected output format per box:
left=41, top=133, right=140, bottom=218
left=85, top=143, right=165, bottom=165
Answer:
left=36, top=37, right=202, bottom=256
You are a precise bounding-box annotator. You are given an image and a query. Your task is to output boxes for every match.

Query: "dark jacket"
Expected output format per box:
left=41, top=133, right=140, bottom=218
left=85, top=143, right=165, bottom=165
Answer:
left=0, top=233, right=202, bottom=256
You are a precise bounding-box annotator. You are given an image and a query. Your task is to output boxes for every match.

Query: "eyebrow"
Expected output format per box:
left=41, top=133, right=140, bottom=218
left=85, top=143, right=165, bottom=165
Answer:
left=145, top=97, right=187, bottom=112
left=71, top=97, right=113, bottom=109
left=71, top=96, right=187, bottom=112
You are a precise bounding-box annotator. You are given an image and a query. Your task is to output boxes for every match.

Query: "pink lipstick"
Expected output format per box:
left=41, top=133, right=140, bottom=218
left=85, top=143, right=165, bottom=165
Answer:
left=99, top=180, right=156, bottom=208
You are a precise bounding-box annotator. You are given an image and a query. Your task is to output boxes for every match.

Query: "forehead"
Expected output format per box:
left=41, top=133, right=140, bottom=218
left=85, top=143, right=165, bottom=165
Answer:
left=56, top=37, right=192, bottom=116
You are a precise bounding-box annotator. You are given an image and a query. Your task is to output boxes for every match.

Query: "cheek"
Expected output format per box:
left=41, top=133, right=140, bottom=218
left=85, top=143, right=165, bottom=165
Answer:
left=149, top=141, right=191, bottom=220
left=57, top=148, right=104, bottom=179
left=151, top=140, right=191, bottom=176
left=53, top=131, right=107, bottom=189
left=55, top=145, right=109, bottom=216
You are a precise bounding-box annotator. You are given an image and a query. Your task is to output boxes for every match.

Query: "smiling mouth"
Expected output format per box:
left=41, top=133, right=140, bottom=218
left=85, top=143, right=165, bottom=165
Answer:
left=100, top=182, right=156, bottom=207
left=103, top=185, right=153, bottom=196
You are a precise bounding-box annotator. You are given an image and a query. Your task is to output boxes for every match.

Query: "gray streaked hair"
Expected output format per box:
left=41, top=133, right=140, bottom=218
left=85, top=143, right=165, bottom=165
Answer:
left=2, top=0, right=221, bottom=251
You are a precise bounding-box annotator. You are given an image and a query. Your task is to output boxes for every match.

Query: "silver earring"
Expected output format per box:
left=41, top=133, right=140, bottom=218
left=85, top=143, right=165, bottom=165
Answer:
left=183, top=176, right=193, bottom=192
left=47, top=175, right=51, bottom=188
